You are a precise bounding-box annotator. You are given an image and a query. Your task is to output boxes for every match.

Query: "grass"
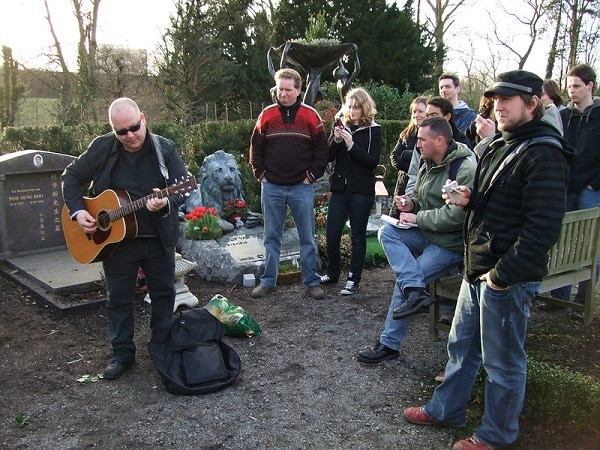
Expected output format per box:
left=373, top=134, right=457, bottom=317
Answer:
left=17, top=97, right=58, bottom=127
left=317, top=233, right=386, bottom=270
left=365, top=235, right=387, bottom=267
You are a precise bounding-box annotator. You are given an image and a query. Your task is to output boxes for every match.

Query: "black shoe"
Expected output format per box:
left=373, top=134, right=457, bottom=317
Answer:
left=340, top=280, right=359, bottom=295
left=569, top=310, right=584, bottom=321
left=103, top=359, right=134, bottom=380
left=357, top=341, right=399, bottom=364
left=393, top=289, right=434, bottom=320
left=320, top=274, right=338, bottom=285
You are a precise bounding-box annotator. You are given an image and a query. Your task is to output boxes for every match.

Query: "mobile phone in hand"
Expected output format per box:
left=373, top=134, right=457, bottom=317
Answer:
left=335, top=117, right=343, bottom=129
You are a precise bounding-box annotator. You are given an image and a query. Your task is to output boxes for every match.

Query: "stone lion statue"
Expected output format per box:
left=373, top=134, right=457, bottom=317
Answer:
left=183, top=150, right=245, bottom=216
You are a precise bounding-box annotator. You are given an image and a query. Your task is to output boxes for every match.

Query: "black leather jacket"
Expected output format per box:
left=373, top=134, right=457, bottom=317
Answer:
left=61, top=131, right=187, bottom=252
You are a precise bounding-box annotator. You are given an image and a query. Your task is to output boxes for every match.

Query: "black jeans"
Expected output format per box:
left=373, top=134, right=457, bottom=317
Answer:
left=325, top=190, right=374, bottom=284
left=102, top=238, right=175, bottom=362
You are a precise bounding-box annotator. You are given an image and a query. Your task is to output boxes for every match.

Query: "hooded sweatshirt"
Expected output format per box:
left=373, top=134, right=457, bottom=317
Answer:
left=561, top=97, right=600, bottom=193
left=453, top=100, right=477, bottom=133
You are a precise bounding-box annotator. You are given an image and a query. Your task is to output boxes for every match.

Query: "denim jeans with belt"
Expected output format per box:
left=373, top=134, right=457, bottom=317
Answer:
left=260, top=181, right=320, bottom=287
left=377, top=224, right=462, bottom=350
left=425, top=279, right=539, bottom=448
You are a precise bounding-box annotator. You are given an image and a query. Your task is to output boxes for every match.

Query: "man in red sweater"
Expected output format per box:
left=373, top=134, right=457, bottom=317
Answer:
left=249, top=68, right=329, bottom=299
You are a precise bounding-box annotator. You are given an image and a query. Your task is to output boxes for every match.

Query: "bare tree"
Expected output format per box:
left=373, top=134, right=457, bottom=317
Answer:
left=455, top=33, right=507, bottom=105
left=0, top=46, right=26, bottom=127
left=43, top=0, right=75, bottom=124
left=43, top=0, right=101, bottom=124
left=545, top=1, right=564, bottom=79
left=95, top=45, right=148, bottom=100
left=561, top=0, right=599, bottom=67
left=423, top=0, right=468, bottom=76
left=490, top=0, right=551, bottom=70
left=578, top=12, right=600, bottom=67
left=544, top=0, right=599, bottom=79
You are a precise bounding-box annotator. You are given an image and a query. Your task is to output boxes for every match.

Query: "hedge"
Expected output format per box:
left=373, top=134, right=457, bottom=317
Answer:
left=0, top=119, right=408, bottom=211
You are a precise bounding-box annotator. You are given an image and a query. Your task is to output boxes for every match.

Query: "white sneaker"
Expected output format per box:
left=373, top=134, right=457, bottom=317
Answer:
left=340, top=280, right=358, bottom=295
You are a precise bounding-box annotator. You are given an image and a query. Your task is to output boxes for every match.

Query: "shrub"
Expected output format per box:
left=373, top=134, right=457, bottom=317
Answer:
left=524, top=359, right=600, bottom=431
left=317, top=234, right=387, bottom=271
left=364, top=236, right=387, bottom=267
left=316, top=233, right=352, bottom=269
left=0, top=119, right=406, bottom=208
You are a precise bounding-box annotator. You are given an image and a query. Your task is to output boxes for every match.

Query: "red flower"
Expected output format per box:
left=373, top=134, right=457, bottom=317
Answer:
left=222, top=198, right=248, bottom=221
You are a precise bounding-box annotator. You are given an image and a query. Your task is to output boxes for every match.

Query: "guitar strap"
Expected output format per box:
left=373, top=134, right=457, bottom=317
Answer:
left=150, top=134, right=169, bottom=182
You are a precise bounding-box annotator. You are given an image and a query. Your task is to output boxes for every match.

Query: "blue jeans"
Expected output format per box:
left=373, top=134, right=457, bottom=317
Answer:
left=425, top=279, right=539, bottom=448
left=377, top=224, right=462, bottom=350
left=325, top=191, right=374, bottom=283
left=551, top=188, right=600, bottom=302
left=260, top=181, right=320, bottom=287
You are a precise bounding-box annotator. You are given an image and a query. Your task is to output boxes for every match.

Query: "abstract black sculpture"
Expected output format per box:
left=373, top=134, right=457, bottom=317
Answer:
left=267, top=41, right=360, bottom=106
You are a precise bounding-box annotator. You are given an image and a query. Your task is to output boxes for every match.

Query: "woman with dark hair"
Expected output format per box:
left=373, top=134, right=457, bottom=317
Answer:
left=541, top=79, right=566, bottom=110
left=465, top=95, right=496, bottom=147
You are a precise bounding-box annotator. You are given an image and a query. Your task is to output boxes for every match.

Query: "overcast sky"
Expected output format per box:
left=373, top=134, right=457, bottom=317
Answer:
left=0, top=0, right=173, bottom=69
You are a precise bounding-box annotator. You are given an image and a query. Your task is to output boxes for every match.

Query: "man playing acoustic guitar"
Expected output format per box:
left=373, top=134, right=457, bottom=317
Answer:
left=61, top=97, right=189, bottom=380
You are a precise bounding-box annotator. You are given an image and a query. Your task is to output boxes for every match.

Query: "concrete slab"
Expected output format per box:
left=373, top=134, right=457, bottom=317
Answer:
left=5, top=250, right=103, bottom=292
left=0, top=249, right=106, bottom=314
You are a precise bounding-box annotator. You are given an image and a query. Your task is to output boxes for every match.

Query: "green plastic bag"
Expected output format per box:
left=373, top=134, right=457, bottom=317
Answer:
left=204, top=294, right=262, bottom=338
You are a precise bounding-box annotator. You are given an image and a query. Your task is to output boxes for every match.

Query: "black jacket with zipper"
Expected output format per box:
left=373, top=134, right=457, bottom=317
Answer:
left=327, top=121, right=382, bottom=195
left=464, top=118, right=575, bottom=287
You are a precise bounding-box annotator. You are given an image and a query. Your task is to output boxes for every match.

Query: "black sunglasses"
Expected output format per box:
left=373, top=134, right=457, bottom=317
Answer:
left=114, top=120, right=142, bottom=136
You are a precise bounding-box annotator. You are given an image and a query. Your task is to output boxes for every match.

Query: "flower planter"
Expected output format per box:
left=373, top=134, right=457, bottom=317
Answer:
left=277, top=271, right=302, bottom=285
left=184, top=228, right=223, bottom=240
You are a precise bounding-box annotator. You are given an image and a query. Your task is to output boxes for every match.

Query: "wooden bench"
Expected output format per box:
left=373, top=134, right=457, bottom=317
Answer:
left=429, top=206, right=600, bottom=340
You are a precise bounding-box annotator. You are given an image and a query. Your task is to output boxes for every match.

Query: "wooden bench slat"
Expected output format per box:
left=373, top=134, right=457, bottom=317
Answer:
left=428, top=206, right=600, bottom=340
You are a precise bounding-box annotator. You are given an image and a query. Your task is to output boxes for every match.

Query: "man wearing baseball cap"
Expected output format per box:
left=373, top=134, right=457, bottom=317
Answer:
left=403, top=70, right=575, bottom=449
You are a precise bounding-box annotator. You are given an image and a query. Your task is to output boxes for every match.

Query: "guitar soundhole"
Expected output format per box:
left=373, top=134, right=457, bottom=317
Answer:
left=97, top=210, right=111, bottom=231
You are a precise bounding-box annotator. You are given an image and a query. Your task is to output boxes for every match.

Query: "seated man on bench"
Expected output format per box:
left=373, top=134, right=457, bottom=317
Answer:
left=357, top=117, right=475, bottom=364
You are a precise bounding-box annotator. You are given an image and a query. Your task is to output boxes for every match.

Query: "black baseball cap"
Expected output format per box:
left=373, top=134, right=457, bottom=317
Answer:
left=484, top=70, right=543, bottom=98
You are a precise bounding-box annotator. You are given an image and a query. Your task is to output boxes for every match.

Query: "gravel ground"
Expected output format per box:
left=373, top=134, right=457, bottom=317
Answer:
left=1, top=266, right=598, bottom=449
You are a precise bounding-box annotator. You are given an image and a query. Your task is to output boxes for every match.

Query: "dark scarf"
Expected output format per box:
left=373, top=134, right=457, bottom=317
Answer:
left=474, top=118, right=573, bottom=204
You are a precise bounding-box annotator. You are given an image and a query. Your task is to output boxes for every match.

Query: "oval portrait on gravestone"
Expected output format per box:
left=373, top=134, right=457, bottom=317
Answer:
left=33, top=153, right=44, bottom=168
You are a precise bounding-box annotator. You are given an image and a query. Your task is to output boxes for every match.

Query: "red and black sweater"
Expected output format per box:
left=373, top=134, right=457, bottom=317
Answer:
left=250, top=99, right=329, bottom=186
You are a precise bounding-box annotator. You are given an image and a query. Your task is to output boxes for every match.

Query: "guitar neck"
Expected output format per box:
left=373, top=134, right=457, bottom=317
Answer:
left=110, top=187, right=171, bottom=221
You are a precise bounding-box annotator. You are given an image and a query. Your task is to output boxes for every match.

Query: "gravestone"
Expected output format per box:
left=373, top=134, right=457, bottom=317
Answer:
left=0, top=150, right=75, bottom=258
left=177, top=149, right=314, bottom=285
left=0, top=150, right=105, bottom=313
left=178, top=224, right=305, bottom=285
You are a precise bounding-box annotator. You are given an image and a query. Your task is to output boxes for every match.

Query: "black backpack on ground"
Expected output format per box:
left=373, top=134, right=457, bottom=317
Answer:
left=147, top=308, right=241, bottom=395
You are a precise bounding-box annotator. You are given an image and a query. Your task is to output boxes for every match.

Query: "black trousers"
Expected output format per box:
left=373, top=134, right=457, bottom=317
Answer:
left=325, top=190, right=374, bottom=284
left=102, top=238, right=175, bottom=362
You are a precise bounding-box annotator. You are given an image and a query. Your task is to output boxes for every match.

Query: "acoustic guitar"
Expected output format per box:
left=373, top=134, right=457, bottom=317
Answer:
left=62, top=176, right=197, bottom=264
